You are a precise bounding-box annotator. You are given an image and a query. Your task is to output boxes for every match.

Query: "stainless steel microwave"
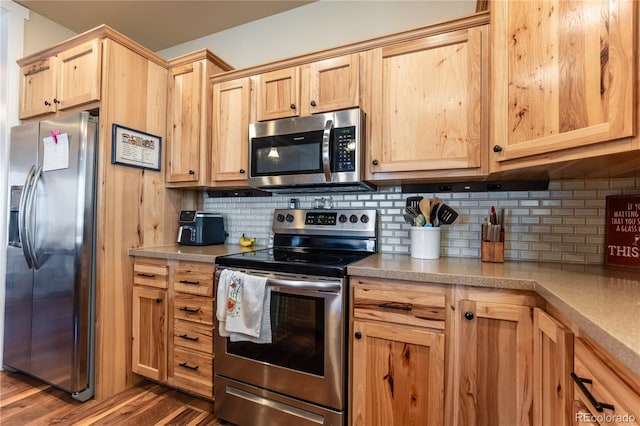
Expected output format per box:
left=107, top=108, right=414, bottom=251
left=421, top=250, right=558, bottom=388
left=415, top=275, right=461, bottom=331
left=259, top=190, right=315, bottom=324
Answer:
left=248, top=108, right=374, bottom=193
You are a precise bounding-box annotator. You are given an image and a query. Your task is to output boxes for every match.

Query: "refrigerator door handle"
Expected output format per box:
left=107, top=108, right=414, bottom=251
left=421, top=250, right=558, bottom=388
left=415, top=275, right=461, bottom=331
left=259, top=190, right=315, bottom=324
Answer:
left=25, top=165, right=43, bottom=269
left=18, top=165, right=37, bottom=268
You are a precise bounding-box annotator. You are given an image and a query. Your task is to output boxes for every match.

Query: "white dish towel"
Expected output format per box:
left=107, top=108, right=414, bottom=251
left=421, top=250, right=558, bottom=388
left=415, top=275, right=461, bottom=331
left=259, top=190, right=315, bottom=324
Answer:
left=216, top=269, right=272, bottom=344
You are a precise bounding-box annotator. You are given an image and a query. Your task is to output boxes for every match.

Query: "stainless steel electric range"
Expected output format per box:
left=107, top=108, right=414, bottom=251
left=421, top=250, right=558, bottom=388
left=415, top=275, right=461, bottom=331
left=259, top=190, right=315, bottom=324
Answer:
left=214, top=208, right=377, bottom=426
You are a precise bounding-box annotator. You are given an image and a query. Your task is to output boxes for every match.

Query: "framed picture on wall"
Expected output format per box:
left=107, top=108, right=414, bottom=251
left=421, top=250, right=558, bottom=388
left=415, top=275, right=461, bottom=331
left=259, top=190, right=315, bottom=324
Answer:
left=111, top=123, right=162, bottom=171
left=605, top=194, right=640, bottom=270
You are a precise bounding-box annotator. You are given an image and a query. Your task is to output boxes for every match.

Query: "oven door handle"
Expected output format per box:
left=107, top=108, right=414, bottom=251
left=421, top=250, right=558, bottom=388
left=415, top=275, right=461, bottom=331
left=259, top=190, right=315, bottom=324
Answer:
left=322, top=119, right=333, bottom=182
left=267, top=278, right=341, bottom=294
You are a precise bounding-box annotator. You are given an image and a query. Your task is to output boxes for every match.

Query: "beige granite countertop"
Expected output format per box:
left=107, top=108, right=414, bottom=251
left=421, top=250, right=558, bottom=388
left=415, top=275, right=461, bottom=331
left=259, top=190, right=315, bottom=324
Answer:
left=348, top=254, right=640, bottom=377
left=128, top=244, right=264, bottom=263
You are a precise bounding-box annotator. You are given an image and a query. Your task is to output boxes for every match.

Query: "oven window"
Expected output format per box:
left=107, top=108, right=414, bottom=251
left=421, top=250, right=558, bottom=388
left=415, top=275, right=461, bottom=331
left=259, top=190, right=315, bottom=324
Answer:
left=227, top=292, right=325, bottom=376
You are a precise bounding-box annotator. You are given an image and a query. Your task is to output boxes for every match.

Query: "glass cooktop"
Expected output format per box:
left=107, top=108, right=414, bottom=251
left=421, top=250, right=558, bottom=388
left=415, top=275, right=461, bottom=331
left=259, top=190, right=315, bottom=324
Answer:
left=215, top=248, right=373, bottom=278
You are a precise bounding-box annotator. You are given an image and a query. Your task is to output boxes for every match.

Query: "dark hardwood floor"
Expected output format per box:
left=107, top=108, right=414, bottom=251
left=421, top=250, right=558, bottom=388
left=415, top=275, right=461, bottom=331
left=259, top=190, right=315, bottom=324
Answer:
left=0, top=370, right=225, bottom=425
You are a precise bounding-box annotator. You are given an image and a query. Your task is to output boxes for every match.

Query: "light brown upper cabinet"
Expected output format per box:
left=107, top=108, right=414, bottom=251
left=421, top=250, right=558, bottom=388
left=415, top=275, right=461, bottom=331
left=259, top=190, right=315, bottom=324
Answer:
left=255, top=53, right=360, bottom=121
left=19, top=40, right=101, bottom=119
left=211, top=77, right=251, bottom=185
left=166, top=50, right=233, bottom=187
left=367, top=25, right=489, bottom=181
left=490, top=0, right=636, bottom=171
left=308, top=54, right=360, bottom=114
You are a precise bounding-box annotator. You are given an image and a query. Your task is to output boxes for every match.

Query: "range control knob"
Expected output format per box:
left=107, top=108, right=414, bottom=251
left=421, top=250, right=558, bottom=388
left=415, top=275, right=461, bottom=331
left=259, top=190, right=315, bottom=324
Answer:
left=360, top=214, right=369, bottom=224
left=276, top=214, right=285, bottom=223
left=349, top=214, right=358, bottom=224
left=339, top=214, right=348, bottom=223
left=286, top=214, right=295, bottom=223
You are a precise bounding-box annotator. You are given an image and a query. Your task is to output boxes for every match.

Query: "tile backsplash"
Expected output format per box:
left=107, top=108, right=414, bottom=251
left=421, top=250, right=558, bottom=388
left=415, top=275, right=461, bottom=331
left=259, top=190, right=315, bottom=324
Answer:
left=203, top=178, right=640, bottom=265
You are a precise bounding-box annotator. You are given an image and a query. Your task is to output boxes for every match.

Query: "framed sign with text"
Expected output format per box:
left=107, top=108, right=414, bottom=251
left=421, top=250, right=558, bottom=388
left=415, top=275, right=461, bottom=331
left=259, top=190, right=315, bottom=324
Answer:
left=111, top=123, right=162, bottom=171
left=605, top=194, right=640, bottom=270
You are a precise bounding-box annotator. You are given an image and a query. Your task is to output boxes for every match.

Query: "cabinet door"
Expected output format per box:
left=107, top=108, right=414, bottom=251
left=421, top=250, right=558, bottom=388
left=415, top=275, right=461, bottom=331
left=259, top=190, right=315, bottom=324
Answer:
left=491, top=0, right=635, bottom=166
left=212, top=78, right=250, bottom=182
left=132, top=286, right=167, bottom=382
left=167, top=61, right=203, bottom=183
left=19, top=57, right=57, bottom=119
left=457, top=300, right=533, bottom=426
left=256, top=67, right=300, bottom=121
left=308, top=54, right=359, bottom=114
left=352, top=320, right=444, bottom=426
left=369, top=25, right=488, bottom=178
left=57, top=39, right=101, bottom=111
left=533, top=309, right=574, bottom=426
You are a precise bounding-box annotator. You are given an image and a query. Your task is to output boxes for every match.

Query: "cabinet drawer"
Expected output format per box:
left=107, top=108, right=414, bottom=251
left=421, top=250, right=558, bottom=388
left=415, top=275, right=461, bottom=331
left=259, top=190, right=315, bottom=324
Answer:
left=172, top=347, right=213, bottom=398
left=133, top=260, right=168, bottom=289
left=173, top=294, right=213, bottom=325
left=573, top=338, right=640, bottom=425
left=173, top=261, right=214, bottom=296
left=173, top=319, right=213, bottom=355
left=353, top=286, right=446, bottom=330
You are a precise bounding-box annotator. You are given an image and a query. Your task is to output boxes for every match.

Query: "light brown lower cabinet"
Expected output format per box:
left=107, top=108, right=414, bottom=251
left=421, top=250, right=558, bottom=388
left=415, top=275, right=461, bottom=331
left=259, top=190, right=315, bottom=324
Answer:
left=350, top=277, right=449, bottom=426
left=351, top=320, right=445, bottom=425
left=131, top=258, right=169, bottom=382
left=456, top=299, right=534, bottom=426
left=533, top=308, right=574, bottom=426
left=131, top=257, right=215, bottom=400
left=131, top=286, right=168, bottom=382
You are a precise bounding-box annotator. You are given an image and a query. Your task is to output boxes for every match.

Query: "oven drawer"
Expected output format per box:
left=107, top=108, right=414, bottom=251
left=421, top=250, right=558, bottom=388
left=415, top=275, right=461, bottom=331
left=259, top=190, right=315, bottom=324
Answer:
left=353, top=282, right=446, bottom=330
left=173, top=294, right=214, bottom=325
left=173, top=261, right=214, bottom=296
left=171, top=347, right=213, bottom=398
left=173, top=319, right=213, bottom=354
left=133, top=259, right=168, bottom=289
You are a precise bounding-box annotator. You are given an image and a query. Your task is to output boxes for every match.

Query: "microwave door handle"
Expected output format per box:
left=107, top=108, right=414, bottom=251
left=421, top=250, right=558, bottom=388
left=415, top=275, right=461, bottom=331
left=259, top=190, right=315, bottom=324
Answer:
left=322, top=119, right=333, bottom=182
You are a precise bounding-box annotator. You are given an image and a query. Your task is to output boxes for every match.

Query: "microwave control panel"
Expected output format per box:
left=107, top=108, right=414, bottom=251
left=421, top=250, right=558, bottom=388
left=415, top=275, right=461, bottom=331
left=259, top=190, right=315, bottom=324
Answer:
left=333, top=126, right=357, bottom=172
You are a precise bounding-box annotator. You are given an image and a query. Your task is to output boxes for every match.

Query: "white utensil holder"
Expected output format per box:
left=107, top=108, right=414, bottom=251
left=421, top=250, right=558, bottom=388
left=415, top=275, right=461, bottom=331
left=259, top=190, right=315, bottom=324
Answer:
left=410, top=226, right=441, bottom=259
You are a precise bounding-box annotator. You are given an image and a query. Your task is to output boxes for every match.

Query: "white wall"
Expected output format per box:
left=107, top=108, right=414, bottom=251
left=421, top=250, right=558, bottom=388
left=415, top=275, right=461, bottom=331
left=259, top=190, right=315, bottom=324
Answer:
left=23, top=9, right=75, bottom=56
left=157, top=0, right=477, bottom=67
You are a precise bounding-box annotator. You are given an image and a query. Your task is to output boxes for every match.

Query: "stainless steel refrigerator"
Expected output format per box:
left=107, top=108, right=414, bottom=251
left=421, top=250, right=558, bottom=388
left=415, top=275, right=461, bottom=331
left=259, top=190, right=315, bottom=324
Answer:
left=4, top=111, right=97, bottom=401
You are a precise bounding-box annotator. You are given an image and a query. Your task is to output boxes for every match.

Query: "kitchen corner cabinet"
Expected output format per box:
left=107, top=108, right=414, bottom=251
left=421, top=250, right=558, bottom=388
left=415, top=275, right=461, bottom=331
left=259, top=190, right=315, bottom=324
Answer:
left=533, top=308, right=574, bottom=426
left=350, top=278, right=448, bottom=425
left=211, top=77, right=251, bottom=184
left=255, top=53, right=360, bottom=121
left=19, top=39, right=101, bottom=119
left=456, top=296, right=534, bottom=426
left=367, top=24, right=489, bottom=181
left=131, top=257, right=215, bottom=400
left=131, top=259, right=169, bottom=382
left=490, top=0, right=636, bottom=171
left=572, top=338, right=640, bottom=426
left=166, top=50, right=233, bottom=186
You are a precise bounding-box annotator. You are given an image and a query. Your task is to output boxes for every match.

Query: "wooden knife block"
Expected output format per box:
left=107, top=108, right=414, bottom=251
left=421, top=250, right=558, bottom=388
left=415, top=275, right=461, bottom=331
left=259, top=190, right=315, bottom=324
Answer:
left=481, top=233, right=504, bottom=263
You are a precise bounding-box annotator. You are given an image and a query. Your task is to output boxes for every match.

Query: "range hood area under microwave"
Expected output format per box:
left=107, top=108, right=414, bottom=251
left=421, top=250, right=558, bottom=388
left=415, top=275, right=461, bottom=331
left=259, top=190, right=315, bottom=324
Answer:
left=248, top=108, right=375, bottom=194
